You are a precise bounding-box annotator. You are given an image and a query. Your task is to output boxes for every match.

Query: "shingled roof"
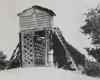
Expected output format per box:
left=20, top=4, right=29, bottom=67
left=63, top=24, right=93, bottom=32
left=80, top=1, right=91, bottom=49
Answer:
left=62, top=36, right=85, bottom=66
left=52, top=29, right=85, bottom=67
left=65, top=42, right=85, bottom=65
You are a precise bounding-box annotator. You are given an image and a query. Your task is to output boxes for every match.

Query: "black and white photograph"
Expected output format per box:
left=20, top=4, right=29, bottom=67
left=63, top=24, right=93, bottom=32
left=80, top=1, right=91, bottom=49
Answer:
left=0, top=0, right=100, bottom=80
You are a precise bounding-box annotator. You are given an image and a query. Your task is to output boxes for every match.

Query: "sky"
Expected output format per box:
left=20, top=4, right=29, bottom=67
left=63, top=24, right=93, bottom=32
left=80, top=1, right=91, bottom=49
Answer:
left=0, top=0, right=99, bottom=60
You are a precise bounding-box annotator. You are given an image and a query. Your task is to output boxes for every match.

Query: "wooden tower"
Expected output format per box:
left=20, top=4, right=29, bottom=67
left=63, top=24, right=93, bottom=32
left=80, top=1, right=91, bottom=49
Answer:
left=9, top=6, right=85, bottom=74
left=17, top=6, right=55, bottom=67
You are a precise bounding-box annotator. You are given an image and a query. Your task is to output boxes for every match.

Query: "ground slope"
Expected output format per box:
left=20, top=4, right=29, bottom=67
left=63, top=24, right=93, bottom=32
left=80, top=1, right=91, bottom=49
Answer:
left=0, top=67, right=99, bottom=80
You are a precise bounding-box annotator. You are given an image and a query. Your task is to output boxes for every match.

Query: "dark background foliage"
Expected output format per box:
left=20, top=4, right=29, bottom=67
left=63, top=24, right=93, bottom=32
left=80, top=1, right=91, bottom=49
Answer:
left=81, top=5, right=100, bottom=62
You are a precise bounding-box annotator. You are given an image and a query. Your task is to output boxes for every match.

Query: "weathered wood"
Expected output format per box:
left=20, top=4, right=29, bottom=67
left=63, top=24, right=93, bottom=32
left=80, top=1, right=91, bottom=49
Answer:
left=19, top=6, right=54, bottom=31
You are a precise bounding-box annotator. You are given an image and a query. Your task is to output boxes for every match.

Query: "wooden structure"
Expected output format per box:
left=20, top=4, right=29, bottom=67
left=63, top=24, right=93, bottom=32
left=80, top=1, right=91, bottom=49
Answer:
left=9, top=5, right=55, bottom=68
left=19, top=6, right=55, bottom=67
left=9, top=5, right=86, bottom=74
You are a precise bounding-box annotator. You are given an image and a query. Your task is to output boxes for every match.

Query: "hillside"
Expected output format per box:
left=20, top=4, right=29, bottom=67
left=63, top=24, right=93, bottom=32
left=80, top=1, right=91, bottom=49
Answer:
left=0, top=67, right=99, bottom=80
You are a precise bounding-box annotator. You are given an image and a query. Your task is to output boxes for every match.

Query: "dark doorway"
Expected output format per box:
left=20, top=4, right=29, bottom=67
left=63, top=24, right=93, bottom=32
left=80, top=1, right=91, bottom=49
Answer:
left=34, top=30, right=46, bottom=66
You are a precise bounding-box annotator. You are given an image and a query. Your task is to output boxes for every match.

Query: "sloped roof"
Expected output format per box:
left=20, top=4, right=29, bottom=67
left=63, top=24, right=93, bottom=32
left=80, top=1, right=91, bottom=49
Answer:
left=52, top=29, right=85, bottom=66
left=60, top=35, right=85, bottom=66
left=66, top=42, right=85, bottom=65
left=65, top=43, right=85, bottom=65
left=18, top=5, right=56, bottom=16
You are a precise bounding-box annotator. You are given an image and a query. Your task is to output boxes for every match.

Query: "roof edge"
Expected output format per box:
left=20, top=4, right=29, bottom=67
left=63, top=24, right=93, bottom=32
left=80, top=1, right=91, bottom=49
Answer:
left=17, top=5, right=56, bottom=16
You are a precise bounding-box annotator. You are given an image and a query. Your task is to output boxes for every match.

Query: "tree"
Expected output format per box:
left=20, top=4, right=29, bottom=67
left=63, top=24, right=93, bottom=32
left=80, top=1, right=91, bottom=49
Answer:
left=81, top=5, right=100, bottom=62
left=0, top=51, right=8, bottom=70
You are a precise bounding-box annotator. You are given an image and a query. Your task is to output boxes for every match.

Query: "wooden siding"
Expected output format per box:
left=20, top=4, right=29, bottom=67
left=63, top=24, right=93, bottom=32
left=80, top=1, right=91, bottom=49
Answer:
left=18, top=8, right=33, bottom=16
left=19, top=8, right=53, bottom=31
left=20, top=13, right=52, bottom=30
